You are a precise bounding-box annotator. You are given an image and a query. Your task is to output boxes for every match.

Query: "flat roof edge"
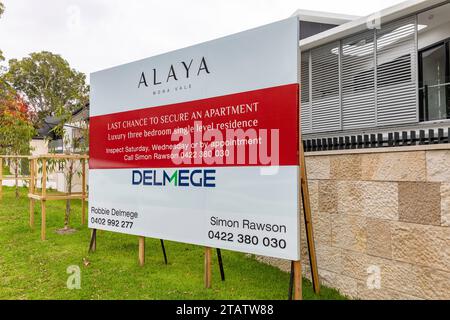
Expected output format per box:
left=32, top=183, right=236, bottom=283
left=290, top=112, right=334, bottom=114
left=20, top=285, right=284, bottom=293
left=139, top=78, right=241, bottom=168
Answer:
left=299, top=0, right=450, bottom=50
left=291, top=9, right=360, bottom=25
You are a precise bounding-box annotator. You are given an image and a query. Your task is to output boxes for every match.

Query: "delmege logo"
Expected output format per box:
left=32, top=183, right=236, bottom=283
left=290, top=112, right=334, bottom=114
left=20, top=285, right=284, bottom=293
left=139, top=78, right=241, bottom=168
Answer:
left=132, top=169, right=216, bottom=187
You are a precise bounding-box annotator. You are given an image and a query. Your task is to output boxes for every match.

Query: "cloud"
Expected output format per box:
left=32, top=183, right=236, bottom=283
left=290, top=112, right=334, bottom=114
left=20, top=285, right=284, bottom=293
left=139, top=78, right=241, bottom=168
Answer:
left=0, top=0, right=406, bottom=79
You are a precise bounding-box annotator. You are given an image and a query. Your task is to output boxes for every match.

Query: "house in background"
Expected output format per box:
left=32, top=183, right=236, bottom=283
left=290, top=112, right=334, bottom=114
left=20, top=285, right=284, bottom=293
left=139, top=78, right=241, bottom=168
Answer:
left=33, top=104, right=89, bottom=154
left=295, top=0, right=450, bottom=148
left=26, top=104, right=90, bottom=192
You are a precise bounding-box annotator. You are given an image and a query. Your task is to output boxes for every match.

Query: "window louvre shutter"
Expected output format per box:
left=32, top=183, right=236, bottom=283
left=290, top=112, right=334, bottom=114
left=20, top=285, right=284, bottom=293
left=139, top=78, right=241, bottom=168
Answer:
left=376, top=16, right=418, bottom=126
left=301, top=51, right=312, bottom=133
left=341, top=30, right=376, bottom=129
left=311, top=42, right=341, bottom=132
left=302, top=15, right=419, bottom=135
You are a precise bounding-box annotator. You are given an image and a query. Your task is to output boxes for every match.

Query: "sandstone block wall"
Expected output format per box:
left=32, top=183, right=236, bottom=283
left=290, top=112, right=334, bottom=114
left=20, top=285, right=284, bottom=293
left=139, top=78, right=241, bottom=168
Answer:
left=257, top=145, right=450, bottom=300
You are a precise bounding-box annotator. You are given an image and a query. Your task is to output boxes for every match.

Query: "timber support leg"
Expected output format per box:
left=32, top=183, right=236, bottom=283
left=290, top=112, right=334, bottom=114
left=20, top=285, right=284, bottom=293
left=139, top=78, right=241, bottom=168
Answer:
left=139, top=236, right=145, bottom=266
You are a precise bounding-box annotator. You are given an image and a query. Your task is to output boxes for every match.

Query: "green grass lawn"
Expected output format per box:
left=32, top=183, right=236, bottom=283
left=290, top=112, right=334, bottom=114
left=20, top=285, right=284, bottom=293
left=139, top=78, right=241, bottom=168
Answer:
left=0, top=186, right=346, bottom=300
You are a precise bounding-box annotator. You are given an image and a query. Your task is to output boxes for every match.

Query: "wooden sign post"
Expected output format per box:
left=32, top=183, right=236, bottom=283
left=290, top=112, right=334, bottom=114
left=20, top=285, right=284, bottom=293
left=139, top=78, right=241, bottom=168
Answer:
left=81, top=159, right=87, bottom=225
left=29, top=158, right=36, bottom=228
left=41, top=158, right=47, bottom=241
left=139, top=236, right=145, bottom=267
left=293, top=261, right=303, bottom=299
left=299, top=140, right=320, bottom=295
left=287, top=140, right=320, bottom=300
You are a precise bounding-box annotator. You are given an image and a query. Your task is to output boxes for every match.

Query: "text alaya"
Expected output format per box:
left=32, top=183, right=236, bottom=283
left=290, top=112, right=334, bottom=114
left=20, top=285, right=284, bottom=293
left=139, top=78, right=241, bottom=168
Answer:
left=138, top=57, right=210, bottom=88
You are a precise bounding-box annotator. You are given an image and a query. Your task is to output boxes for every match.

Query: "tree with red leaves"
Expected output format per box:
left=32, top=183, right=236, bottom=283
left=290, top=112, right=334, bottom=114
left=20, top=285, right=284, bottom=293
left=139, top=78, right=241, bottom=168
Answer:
left=0, top=83, right=35, bottom=198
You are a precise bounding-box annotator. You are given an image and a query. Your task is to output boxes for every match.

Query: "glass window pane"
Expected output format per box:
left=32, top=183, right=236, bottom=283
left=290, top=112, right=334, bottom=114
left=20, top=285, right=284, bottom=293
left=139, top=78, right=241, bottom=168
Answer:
left=420, top=44, right=447, bottom=121
left=447, top=43, right=450, bottom=119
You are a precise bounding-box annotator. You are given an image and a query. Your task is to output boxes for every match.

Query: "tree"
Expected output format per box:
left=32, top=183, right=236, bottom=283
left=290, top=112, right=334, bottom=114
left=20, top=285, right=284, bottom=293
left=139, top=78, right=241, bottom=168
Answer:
left=1, top=40, right=35, bottom=199
left=49, top=108, right=89, bottom=231
left=0, top=1, right=4, bottom=71
left=1, top=1, right=5, bottom=73
left=0, top=95, right=35, bottom=198
left=6, top=51, right=89, bottom=128
left=0, top=72, right=13, bottom=102
left=4, top=50, right=88, bottom=228
left=0, top=48, right=5, bottom=77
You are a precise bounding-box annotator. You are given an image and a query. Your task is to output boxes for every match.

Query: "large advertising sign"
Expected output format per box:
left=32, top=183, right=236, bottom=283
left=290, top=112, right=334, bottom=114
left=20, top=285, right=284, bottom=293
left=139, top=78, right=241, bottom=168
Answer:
left=89, top=17, right=300, bottom=260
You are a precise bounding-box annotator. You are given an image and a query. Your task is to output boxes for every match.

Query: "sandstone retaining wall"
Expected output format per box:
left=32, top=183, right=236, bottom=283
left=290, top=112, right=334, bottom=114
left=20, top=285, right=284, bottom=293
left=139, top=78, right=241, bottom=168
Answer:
left=257, top=145, right=450, bottom=300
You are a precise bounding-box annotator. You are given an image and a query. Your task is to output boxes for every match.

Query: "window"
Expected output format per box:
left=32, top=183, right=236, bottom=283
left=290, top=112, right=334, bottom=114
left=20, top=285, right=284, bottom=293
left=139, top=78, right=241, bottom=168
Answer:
left=301, top=15, right=419, bottom=134
left=419, top=40, right=450, bottom=121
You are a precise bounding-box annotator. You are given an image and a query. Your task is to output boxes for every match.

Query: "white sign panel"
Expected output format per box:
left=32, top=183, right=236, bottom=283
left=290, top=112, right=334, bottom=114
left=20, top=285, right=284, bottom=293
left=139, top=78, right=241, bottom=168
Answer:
left=89, top=17, right=300, bottom=260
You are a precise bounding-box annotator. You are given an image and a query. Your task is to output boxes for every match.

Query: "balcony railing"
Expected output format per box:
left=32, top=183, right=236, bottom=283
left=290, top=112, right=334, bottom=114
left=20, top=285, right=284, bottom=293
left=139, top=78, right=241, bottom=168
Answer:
left=303, top=127, right=450, bottom=152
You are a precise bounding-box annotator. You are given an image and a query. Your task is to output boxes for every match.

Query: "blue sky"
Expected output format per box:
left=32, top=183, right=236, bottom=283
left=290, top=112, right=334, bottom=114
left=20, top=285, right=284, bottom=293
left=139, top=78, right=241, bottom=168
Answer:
left=0, top=0, right=406, bottom=79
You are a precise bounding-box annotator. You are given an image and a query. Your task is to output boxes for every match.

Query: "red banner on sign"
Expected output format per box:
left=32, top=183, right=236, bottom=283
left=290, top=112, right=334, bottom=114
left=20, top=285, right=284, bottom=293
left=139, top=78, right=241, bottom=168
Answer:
left=89, top=84, right=299, bottom=169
